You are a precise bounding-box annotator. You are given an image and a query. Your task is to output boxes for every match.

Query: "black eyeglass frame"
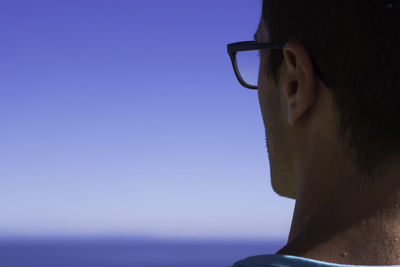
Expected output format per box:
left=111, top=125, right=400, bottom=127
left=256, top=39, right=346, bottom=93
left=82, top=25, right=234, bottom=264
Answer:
left=227, top=41, right=333, bottom=90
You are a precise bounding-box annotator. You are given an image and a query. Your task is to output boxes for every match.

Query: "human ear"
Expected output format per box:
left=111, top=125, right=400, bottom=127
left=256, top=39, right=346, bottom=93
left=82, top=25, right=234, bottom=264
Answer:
left=282, top=41, right=316, bottom=125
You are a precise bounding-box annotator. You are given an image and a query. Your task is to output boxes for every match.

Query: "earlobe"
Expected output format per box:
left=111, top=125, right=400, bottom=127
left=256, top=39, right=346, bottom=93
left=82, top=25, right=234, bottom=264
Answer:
left=288, top=100, right=298, bottom=125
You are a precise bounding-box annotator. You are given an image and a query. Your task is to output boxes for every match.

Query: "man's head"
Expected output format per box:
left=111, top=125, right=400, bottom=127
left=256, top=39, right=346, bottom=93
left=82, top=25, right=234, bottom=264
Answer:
left=257, top=0, right=400, bottom=199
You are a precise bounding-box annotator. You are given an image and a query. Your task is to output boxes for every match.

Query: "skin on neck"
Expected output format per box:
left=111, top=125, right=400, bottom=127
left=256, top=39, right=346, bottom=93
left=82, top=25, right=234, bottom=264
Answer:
left=279, top=120, right=400, bottom=265
left=256, top=20, right=400, bottom=265
left=279, top=156, right=400, bottom=265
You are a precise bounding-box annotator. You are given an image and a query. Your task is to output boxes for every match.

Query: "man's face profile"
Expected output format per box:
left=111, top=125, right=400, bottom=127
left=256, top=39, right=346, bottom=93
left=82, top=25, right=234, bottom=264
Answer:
left=256, top=20, right=298, bottom=199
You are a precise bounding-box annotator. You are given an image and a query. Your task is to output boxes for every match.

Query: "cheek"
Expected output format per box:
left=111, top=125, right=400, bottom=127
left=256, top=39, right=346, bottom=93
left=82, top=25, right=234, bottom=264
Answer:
left=258, top=67, right=272, bottom=126
left=258, top=63, right=283, bottom=125
left=258, top=51, right=271, bottom=90
left=257, top=61, right=271, bottom=106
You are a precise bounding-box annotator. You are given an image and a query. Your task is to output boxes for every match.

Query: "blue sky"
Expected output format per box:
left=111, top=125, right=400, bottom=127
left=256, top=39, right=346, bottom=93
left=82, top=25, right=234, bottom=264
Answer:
left=0, top=0, right=294, bottom=240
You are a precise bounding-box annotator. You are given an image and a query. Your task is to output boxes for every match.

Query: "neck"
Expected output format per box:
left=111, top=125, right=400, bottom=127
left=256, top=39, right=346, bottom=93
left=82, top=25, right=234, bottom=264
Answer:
left=278, top=159, right=400, bottom=265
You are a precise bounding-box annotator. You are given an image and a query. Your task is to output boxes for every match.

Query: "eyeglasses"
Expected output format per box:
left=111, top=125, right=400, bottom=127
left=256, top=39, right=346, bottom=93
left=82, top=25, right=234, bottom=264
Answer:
left=227, top=41, right=333, bottom=90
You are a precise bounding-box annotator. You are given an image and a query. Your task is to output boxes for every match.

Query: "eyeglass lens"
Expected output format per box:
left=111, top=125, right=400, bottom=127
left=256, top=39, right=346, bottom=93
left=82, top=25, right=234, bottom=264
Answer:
left=236, top=50, right=260, bottom=88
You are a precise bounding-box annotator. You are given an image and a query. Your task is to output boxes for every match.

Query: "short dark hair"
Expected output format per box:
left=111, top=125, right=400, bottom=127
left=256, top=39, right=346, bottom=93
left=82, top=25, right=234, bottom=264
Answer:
left=262, top=0, right=400, bottom=180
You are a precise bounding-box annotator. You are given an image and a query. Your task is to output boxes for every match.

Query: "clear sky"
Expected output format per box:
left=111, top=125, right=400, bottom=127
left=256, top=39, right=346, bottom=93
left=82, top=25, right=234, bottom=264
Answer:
left=0, top=0, right=294, bottom=240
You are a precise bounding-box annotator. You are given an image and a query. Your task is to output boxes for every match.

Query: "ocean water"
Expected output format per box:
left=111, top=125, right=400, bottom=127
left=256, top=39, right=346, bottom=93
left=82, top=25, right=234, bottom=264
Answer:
left=0, top=238, right=285, bottom=267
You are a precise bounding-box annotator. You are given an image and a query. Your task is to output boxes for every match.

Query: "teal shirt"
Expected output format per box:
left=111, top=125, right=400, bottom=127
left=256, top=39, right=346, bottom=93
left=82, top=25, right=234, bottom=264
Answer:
left=232, top=254, right=400, bottom=267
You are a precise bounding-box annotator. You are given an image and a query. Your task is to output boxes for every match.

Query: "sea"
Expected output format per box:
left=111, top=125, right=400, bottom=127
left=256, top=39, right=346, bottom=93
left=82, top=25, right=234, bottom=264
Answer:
left=0, top=237, right=285, bottom=267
